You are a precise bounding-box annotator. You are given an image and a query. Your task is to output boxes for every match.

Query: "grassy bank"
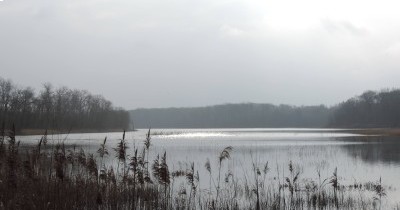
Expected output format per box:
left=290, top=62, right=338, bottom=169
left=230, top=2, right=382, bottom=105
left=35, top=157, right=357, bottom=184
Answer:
left=350, top=128, right=400, bottom=136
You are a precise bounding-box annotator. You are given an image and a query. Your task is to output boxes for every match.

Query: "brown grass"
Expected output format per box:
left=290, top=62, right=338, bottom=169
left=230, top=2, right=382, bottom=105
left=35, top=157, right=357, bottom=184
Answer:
left=352, top=128, right=400, bottom=136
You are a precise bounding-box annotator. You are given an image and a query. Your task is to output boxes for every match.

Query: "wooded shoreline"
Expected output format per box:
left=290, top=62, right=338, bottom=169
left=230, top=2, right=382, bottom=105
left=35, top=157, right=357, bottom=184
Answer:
left=14, top=128, right=135, bottom=136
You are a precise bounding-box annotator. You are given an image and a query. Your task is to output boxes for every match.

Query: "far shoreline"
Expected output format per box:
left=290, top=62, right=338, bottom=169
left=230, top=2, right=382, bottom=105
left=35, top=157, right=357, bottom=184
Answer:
left=15, top=128, right=135, bottom=136
left=348, top=128, right=400, bottom=136
left=12, top=127, right=400, bottom=137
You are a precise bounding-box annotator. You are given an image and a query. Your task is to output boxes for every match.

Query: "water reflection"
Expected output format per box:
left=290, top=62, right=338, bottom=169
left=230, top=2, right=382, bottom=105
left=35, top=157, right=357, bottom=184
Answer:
left=340, top=136, right=400, bottom=165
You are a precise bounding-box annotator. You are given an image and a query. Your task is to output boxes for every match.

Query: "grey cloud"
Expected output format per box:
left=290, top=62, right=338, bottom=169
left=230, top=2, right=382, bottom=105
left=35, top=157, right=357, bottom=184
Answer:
left=0, top=0, right=399, bottom=109
left=321, top=19, right=369, bottom=36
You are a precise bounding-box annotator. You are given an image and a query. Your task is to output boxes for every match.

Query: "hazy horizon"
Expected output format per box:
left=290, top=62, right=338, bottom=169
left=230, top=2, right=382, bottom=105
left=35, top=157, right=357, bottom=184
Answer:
left=2, top=0, right=400, bottom=109
left=0, top=76, right=395, bottom=110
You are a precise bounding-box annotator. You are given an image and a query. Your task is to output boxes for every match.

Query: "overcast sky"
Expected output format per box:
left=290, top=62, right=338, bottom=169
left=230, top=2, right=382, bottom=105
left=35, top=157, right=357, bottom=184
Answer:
left=1, top=0, right=400, bottom=109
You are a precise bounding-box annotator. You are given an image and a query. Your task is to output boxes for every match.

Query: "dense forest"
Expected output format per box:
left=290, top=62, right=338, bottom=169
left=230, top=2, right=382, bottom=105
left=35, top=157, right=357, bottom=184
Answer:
left=131, top=89, right=400, bottom=129
left=0, top=77, right=130, bottom=132
left=330, top=89, right=400, bottom=128
left=131, top=103, right=331, bottom=128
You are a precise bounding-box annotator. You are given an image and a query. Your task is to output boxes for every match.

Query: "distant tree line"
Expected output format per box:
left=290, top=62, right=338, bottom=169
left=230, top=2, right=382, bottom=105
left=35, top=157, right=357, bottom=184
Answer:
left=0, top=77, right=129, bottom=131
left=330, top=89, right=400, bottom=128
left=131, top=103, right=331, bottom=128
left=131, top=89, right=400, bottom=129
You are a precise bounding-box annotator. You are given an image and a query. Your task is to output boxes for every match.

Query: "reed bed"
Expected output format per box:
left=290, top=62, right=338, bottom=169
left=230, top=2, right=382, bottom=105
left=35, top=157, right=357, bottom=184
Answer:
left=0, top=125, right=396, bottom=209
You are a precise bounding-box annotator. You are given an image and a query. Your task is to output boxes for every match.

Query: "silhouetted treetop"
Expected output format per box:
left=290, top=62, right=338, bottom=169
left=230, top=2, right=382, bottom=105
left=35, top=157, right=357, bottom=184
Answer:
left=330, top=89, right=400, bottom=128
left=0, top=77, right=129, bottom=132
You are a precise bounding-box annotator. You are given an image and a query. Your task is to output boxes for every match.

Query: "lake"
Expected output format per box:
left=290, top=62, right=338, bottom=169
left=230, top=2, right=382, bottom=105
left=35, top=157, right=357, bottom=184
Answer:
left=17, top=128, right=400, bottom=207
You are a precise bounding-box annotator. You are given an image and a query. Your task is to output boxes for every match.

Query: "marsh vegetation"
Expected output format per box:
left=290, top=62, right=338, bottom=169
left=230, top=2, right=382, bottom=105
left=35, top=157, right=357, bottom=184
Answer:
left=1, top=126, right=398, bottom=209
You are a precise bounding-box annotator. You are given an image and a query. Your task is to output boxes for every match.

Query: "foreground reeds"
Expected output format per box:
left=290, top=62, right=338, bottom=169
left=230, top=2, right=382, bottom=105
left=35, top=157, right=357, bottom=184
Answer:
left=0, top=125, right=396, bottom=209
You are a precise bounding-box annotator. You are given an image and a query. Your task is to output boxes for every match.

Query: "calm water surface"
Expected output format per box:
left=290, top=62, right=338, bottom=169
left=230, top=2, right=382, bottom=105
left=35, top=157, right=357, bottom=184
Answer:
left=18, top=128, right=400, bottom=205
